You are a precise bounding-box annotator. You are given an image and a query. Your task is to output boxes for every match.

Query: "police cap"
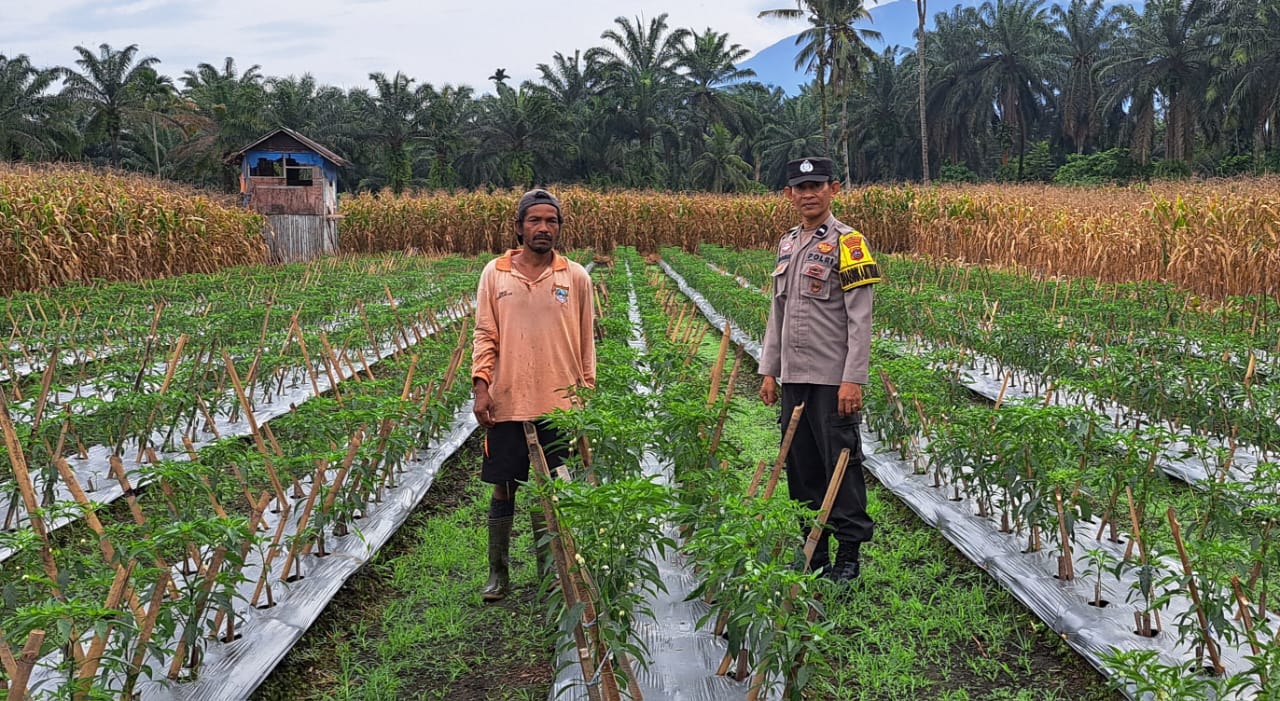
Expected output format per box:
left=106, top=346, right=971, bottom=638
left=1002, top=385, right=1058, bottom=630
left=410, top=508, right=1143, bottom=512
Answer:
left=785, top=157, right=835, bottom=186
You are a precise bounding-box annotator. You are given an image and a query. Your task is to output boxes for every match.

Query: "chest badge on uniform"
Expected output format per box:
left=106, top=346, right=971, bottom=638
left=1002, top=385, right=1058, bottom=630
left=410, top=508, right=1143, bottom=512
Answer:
left=780, top=240, right=795, bottom=255
left=803, top=263, right=827, bottom=279
left=554, top=286, right=569, bottom=304
left=816, top=242, right=835, bottom=254
left=809, top=278, right=824, bottom=294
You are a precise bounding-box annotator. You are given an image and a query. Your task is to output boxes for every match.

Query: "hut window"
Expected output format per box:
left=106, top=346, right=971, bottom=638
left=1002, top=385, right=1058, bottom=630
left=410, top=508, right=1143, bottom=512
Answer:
left=286, top=165, right=315, bottom=186
left=250, top=157, right=283, bottom=177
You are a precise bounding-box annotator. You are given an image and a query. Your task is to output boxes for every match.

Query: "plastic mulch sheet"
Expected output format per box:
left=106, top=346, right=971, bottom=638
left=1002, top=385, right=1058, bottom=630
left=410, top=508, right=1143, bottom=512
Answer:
left=661, top=267, right=1256, bottom=701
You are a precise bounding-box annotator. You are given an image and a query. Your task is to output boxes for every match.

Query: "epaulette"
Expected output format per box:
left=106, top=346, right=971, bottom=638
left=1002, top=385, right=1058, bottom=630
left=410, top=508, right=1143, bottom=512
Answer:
left=837, top=229, right=882, bottom=290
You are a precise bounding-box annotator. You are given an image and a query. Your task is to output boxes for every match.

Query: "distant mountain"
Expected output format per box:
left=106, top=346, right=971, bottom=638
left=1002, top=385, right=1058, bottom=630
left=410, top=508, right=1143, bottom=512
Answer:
left=741, top=0, right=1140, bottom=95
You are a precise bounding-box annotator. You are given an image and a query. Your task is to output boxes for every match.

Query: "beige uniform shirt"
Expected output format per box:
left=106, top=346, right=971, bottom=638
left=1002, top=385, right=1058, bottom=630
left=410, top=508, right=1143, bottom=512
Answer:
left=759, top=213, right=878, bottom=386
left=472, top=250, right=596, bottom=422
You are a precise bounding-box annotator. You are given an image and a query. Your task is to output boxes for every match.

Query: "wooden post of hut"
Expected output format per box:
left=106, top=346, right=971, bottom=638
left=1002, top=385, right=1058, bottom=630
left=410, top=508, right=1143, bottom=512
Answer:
left=226, top=128, right=351, bottom=263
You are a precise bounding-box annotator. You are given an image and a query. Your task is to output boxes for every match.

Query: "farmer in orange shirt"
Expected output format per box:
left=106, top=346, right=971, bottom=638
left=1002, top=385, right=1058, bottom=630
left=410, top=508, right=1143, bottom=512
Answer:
left=471, top=188, right=596, bottom=602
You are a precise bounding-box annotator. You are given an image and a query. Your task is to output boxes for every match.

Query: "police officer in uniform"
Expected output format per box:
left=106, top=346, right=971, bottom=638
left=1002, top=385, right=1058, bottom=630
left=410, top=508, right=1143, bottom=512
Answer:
left=759, top=156, right=880, bottom=583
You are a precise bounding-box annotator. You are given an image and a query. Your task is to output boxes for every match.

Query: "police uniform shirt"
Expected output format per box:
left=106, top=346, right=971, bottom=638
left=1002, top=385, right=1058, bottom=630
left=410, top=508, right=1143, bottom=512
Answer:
left=759, top=213, right=878, bottom=386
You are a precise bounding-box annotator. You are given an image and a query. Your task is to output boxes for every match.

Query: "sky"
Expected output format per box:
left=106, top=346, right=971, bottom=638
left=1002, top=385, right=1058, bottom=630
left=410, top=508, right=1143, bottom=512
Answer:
left=0, top=0, right=856, bottom=93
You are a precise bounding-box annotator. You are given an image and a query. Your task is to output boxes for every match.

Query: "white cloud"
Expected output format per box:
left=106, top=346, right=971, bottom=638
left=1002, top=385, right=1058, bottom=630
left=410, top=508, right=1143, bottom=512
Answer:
left=1, top=0, right=841, bottom=92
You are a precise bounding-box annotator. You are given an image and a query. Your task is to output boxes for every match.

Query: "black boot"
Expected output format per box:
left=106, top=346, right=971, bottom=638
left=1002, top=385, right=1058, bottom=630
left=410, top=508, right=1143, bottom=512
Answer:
left=481, top=515, right=513, bottom=602
left=828, top=542, right=862, bottom=584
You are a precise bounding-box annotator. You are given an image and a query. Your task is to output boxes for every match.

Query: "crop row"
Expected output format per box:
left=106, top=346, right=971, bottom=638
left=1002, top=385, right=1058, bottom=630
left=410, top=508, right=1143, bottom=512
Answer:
left=659, top=251, right=1280, bottom=698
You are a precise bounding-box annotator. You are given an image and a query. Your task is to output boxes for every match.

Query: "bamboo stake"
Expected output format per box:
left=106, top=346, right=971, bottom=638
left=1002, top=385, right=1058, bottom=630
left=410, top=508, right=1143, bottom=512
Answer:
left=523, top=424, right=607, bottom=701
left=2, top=629, right=45, bottom=701
left=1167, top=507, right=1224, bottom=675
left=706, top=319, right=732, bottom=407
left=763, top=404, right=805, bottom=500
left=0, top=386, right=63, bottom=597
left=220, top=350, right=287, bottom=508
left=281, top=459, right=329, bottom=582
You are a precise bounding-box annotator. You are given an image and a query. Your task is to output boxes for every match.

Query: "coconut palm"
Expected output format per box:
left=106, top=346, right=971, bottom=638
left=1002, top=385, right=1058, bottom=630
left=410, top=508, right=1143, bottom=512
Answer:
left=760, top=0, right=881, bottom=181
left=58, top=43, right=162, bottom=168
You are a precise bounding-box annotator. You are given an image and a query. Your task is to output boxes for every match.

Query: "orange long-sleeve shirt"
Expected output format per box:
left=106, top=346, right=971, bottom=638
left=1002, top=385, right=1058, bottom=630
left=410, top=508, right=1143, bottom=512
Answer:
left=471, top=250, right=596, bottom=422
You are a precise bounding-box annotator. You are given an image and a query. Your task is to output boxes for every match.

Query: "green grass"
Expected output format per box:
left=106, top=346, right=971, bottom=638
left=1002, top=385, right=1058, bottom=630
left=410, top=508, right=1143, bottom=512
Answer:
left=254, top=442, right=553, bottom=701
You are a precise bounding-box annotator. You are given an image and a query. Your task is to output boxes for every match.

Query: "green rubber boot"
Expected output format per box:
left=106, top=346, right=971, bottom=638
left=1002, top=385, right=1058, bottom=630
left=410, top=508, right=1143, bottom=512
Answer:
left=481, top=515, right=513, bottom=602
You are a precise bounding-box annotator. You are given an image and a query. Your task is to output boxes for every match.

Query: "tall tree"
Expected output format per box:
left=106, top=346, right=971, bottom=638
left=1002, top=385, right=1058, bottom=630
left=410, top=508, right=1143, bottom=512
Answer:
left=1052, top=0, right=1123, bottom=154
left=474, top=81, right=565, bottom=187
left=1101, top=0, right=1222, bottom=164
left=176, top=57, right=268, bottom=187
left=361, top=71, right=428, bottom=194
left=590, top=14, right=690, bottom=187
left=0, top=54, right=62, bottom=160
left=760, top=0, right=881, bottom=181
left=676, top=28, right=757, bottom=132
left=1219, top=0, right=1280, bottom=163
left=969, top=0, right=1063, bottom=178
left=917, top=0, right=930, bottom=182
left=690, top=123, right=753, bottom=192
left=58, top=43, right=161, bottom=168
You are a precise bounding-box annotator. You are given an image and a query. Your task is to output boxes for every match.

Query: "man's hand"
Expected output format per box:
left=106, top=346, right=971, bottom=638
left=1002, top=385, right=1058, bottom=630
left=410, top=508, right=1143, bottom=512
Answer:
left=473, top=381, right=496, bottom=428
left=838, top=382, right=863, bottom=417
left=760, top=376, right=778, bottom=406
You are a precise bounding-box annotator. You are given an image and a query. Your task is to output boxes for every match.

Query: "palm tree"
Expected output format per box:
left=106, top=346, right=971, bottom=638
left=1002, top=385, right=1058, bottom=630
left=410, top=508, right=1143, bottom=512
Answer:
left=690, top=124, right=753, bottom=192
left=924, top=6, right=988, bottom=169
left=968, top=0, right=1063, bottom=179
left=759, top=91, right=826, bottom=187
left=0, top=54, right=62, bottom=160
left=917, top=0, right=930, bottom=182
left=1052, top=0, right=1124, bottom=154
left=848, top=47, right=908, bottom=180
left=419, top=83, right=475, bottom=190
left=361, top=71, right=429, bottom=194
left=1219, top=0, right=1280, bottom=163
left=676, top=28, right=757, bottom=132
left=759, top=0, right=881, bottom=182
left=590, top=14, right=691, bottom=187
left=176, top=57, right=268, bottom=188
left=1100, top=0, right=1222, bottom=164
left=474, top=82, right=566, bottom=187
left=58, top=43, right=161, bottom=168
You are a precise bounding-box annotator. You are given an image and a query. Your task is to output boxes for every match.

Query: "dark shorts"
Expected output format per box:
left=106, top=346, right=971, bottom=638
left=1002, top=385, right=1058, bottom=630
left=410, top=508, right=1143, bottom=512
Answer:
left=480, top=420, right=569, bottom=484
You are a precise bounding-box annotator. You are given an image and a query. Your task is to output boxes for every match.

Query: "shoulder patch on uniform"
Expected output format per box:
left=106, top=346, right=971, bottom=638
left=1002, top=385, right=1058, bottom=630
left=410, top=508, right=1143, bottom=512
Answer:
left=838, top=230, right=882, bottom=290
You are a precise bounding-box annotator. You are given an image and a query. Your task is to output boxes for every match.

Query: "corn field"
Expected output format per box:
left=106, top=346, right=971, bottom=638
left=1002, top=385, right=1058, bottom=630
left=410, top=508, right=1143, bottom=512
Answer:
left=5, top=166, right=1279, bottom=303
left=0, top=165, right=267, bottom=293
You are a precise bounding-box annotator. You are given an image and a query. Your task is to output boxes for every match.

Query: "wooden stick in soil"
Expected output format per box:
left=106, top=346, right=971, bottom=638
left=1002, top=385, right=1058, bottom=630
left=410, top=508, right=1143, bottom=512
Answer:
left=1167, top=507, right=1224, bottom=675
left=706, top=347, right=743, bottom=462
left=220, top=350, right=288, bottom=508
left=763, top=404, right=805, bottom=500
left=121, top=570, right=171, bottom=698
left=281, top=458, right=329, bottom=582
left=136, top=333, right=188, bottom=459
left=286, top=319, right=328, bottom=404
left=522, top=425, right=607, bottom=701
left=210, top=491, right=272, bottom=638
left=304, top=429, right=365, bottom=555
left=706, top=319, right=732, bottom=408
left=74, top=559, right=134, bottom=692
left=1, top=629, right=45, bottom=701
left=0, top=386, right=63, bottom=597
left=1054, top=486, right=1074, bottom=581
left=167, top=546, right=228, bottom=680
left=1231, top=576, right=1264, bottom=675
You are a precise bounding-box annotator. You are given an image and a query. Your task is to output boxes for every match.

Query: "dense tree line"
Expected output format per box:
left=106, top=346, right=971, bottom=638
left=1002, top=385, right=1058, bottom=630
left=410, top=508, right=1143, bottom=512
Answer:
left=2, top=0, right=1278, bottom=192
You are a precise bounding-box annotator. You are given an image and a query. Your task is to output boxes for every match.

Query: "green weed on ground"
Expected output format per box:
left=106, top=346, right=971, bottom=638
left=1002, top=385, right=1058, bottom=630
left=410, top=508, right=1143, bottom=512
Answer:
left=255, top=437, right=553, bottom=701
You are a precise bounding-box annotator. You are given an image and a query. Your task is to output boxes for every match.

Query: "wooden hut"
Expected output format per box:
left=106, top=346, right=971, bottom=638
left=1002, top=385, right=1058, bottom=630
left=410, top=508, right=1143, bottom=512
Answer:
left=226, top=128, right=351, bottom=263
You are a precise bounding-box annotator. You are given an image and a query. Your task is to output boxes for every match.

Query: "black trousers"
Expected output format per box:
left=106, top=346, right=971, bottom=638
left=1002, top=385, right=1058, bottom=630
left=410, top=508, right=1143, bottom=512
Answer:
left=780, top=383, right=874, bottom=566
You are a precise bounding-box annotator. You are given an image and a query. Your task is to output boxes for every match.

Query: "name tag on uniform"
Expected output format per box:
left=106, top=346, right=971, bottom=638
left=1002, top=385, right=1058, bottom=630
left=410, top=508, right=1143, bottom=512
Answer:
left=803, top=263, right=829, bottom=280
